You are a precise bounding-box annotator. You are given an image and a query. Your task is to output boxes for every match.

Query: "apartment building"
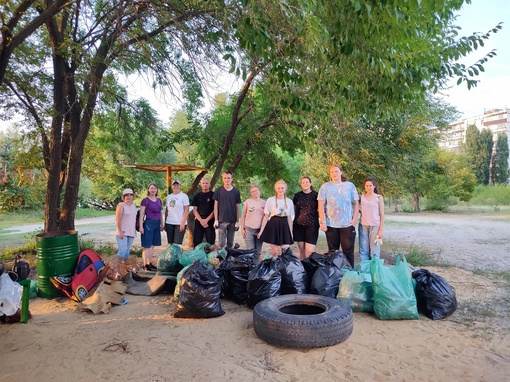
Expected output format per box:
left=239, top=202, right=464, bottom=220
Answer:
left=438, top=108, right=510, bottom=154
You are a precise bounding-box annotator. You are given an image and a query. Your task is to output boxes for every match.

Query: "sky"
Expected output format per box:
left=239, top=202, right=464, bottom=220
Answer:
left=440, top=0, right=510, bottom=119
left=1, top=0, right=509, bottom=130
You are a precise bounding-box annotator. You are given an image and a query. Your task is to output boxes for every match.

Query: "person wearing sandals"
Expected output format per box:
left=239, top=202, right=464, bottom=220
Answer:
left=115, top=188, right=137, bottom=260
left=318, top=164, right=359, bottom=268
left=139, top=183, right=164, bottom=271
left=292, top=176, right=319, bottom=260
left=258, top=179, right=294, bottom=258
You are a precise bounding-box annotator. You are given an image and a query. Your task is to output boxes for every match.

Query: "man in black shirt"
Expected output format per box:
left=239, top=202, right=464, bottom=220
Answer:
left=191, top=177, right=216, bottom=248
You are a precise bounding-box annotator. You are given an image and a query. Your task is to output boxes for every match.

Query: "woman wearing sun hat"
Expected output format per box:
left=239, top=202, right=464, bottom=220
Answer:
left=115, top=188, right=137, bottom=259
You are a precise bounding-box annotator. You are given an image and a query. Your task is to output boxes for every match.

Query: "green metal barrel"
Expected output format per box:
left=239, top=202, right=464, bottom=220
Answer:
left=36, top=230, right=79, bottom=299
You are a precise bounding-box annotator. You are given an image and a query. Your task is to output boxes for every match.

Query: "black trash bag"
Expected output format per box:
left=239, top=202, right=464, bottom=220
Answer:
left=247, top=259, right=282, bottom=309
left=412, top=268, right=458, bottom=320
left=309, top=265, right=345, bottom=298
left=328, top=250, right=353, bottom=271
left=216, top=250, right=255, bottom=304
left=302, top=251, right=352, bottom=281
left=225, top=247, right=258, bottom=261
left=174, top=262, right=224, bottom=318
left=279, top=248, right=308, bottom=294
left=301, top=252, right=328, bottom=283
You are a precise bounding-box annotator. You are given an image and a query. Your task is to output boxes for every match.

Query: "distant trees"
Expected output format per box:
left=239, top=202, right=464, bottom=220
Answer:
left=464, top=125, right=508, bottom=185
left=491, top=133, right=509, bottom=184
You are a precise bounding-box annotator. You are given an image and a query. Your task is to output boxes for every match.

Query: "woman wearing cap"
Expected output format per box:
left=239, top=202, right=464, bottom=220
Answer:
left=115, top=188, right=137, bottom=259
left=164, top=179, right=190, bottom=246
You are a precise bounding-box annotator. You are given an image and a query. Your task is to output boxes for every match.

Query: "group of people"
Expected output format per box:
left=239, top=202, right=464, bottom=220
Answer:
left=114, top=165, right=385, bottom=270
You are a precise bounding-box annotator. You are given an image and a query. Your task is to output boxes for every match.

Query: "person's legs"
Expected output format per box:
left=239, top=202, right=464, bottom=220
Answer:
left=358, top=223, right=370, bottom=261
left=339, top=225, right=357, bottom=267
left=205, top=221, right=216, bottom=245
left=142, top=219, right=160, bottom=269
left=226, top=222, right=236, bottom=248
left=325, top=227, right=341, bottom=252
left=244, top=227, right=256, bottom=250
left=367, top=225, right=380, bottom=258
left=218, top=222, right=229, bottom=248
left=193, top=223, right=205, bottom=248
left=125, top=236, right=134, bottom=257
left=172, top=225, right=186, bottom=245
left=269, top=244, right=279, bottom=257
left=303, top=226, right=318, bottom=258
left=116, top=235, right=129, bottom=258
left=165, top=223, right=175, bottom=244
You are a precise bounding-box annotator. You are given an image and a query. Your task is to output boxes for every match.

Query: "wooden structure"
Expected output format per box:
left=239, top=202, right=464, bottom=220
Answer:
left=123, top=164, right=208, bottom=193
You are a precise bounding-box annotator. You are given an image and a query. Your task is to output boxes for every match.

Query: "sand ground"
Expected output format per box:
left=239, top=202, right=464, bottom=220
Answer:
left=1, top=211, right=509, bottom=381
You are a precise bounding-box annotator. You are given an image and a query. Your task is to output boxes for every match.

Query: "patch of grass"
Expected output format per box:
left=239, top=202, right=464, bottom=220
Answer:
left=382, top=242, right=447, bottom=268
left=472, top=268, right=510, bottom=283
left=0, top=210, right=44, bottom=230
left=384, top=220, right=424, bottom=227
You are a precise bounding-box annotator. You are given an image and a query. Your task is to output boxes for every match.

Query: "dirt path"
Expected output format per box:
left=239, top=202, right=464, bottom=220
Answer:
left=5, top=210, right=510, bottom=272
left=385, top=211, right=510, bottom=272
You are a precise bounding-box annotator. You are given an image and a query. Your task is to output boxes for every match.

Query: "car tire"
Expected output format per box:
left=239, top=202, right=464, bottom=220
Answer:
left=253, top=294, right=353, bottom=348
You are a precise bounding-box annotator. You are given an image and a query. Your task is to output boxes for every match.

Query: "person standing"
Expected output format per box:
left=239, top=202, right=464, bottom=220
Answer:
left=213, top=170, right=241, bottom=248
left=164, top=179, right=190, bottom=247
left=293, top=176, right=319, bottom=260
left=317, top=164, right=359, bottom=267
left=139, top=183, right=164, bottom=271
left=191, top=177, right=216, bottom=248
left=115, top=188, right=137, bottom=259
left=258, top=179, right=294, bottom=257
left=240, top=185, right=266, bottom=256
left=358, top=178, right=385, bottom=261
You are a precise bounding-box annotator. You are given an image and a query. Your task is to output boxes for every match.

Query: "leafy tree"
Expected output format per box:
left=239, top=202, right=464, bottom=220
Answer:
left=479, top=128, right=494, bottom=185
left=464, top=126, right=494, bottom=185
left=464, top=124, right=483, bottom=183
left=0, top=0, right=502, bottom=232
left=417, top=149, right=476, bottom=209
left=491, top=133, right=509, bottom=184
left=0, top=0, right=70, bottom=84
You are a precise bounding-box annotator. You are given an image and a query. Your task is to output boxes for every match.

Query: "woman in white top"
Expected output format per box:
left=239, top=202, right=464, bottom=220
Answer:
left=358, top=178, right=384, bottom=261
left=115, top=188, right=137, bottom=259
left=240, top=185, right=266, bottom=257
left=258, top=179, right=294, bottom=257
left=164, top=179, right=190, bottom=246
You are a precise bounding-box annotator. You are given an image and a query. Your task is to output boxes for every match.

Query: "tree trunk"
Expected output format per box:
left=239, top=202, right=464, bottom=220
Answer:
left=412, top=192, right=420, bottom=212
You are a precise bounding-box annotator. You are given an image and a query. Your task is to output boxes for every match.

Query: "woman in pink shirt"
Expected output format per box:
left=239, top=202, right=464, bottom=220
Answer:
left=358, top=178, right=384, bottom=261
left=240, top=185, right=266, bottom=260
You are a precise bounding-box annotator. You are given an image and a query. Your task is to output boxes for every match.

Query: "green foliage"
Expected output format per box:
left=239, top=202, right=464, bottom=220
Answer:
left=470, top=184, right=510, bottom=206
left=491, top=133, right=509, bottom=184
left=463, top=125, right=493, bottom=185
left=418, top=149, right=476, bottom=205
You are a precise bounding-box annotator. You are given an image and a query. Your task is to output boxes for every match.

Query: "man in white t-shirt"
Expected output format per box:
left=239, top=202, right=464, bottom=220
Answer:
left=164, top=179, right=190, bottom=246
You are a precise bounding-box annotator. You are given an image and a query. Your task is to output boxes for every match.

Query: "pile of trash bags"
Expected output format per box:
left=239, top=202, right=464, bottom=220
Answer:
left=169, top=243, right=457, bottom=321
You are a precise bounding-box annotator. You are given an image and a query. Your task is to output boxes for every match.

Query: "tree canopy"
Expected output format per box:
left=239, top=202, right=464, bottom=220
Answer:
left=0, top=0, right=503, bottom=229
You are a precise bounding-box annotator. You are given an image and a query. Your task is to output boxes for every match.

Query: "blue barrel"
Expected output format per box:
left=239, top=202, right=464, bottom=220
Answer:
left=36, top=230, right=79, bottom=299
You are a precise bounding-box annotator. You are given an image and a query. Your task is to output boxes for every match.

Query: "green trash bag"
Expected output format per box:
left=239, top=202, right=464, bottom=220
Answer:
left=337, top=270, right=374, bottom=313
left=157, top=244, right=183, bottom=273
left=179, top=248, right=209, bottom=267
left=174, top=264, right=192, bottom=298
left=370, top=255, right=418, bottom=320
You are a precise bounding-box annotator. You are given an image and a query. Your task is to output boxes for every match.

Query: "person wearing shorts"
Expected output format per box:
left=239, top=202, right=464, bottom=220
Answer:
left=293, top=176, right=319, bottom=260
left=139, top=183, right=164, bottom=271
